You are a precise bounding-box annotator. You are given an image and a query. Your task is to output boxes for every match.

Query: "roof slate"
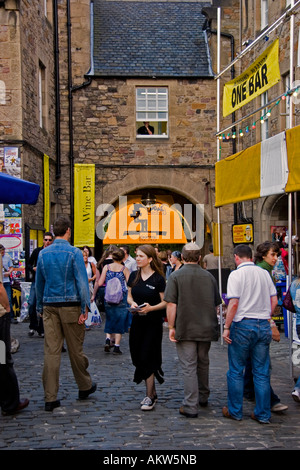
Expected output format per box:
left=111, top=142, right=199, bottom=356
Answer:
left=92, top=1, right=213, bottom=78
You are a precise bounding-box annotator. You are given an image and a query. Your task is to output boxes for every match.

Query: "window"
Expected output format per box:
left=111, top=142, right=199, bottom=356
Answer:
left=0, top=80, right=5, bottom=105
left=261, top=0, right=268, bottom=30
left=38, top=62, right=46, bottom=129
left=297, top=28, right=300, bottom=67
left=136, top=87, right=168, bottom=137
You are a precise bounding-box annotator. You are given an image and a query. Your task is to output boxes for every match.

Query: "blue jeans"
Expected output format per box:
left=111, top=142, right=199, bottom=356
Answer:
left=3, top=283, right=13, bottom=320
left=295, top=325, right=300, bottom=390
left=227, top=319, right=272, bottom=422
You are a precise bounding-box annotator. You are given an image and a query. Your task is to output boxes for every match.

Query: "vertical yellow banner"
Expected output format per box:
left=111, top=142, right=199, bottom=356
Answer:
left=212, top=222, right=223, bottom=256
left=74, top=164, right=95, bottom=247
left=43, top=154, right=50, bottom=231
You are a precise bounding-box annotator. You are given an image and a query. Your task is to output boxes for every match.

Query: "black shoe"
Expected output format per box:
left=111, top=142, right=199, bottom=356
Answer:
left=45, top=400, right=61, bottom=412
left=112, top=346, right=122, bottom=355
left=104, top=339, right=110, bottom=353
left=179, top=406, right=198, bottom=418
left=2, top=398, right=30, bottom=416
left=199, top=401, right=208, bottom=407
left=28, top=330, right=35, bottom=337
left=78, top=382, right=97, bottom=400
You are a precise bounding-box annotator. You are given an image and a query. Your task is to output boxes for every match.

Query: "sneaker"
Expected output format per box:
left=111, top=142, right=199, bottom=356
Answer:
left=141, top=394, right=158, bottom=405
left=28, top=330, right=35, bottom=337
left=141, top=396, right=156, bottom=411
left=112, top=346, right=122, bottom=355
left=271, top=402, right=288, bottom=412
left=292, top=389, right=300, bottom=403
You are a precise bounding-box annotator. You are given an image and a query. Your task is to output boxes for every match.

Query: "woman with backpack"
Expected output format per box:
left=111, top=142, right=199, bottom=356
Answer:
left=98, top=248, right=130, bottom=355
left=127, top=245, right=166, bottom=411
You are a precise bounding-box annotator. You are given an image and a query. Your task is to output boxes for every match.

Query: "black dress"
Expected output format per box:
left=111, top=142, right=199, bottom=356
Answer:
left=128, top=271, right=166, bottom=384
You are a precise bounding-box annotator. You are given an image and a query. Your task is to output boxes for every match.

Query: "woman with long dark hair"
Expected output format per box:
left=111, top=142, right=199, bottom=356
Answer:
left=127, top=245, right=166, bottom=411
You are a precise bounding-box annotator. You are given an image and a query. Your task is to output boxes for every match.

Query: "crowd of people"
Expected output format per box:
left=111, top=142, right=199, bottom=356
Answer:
left=0, top=217, right=299, bottom=421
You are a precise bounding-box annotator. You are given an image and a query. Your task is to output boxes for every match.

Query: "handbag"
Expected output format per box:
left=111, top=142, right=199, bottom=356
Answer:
left=282, top=287, right=296, bottom=313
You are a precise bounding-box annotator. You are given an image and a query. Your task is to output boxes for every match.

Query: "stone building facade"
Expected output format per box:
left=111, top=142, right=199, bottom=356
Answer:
left=55, top=0, right=237, bottom=266
left=208, top=0, right=300, bottom=249
left=0, top=0, right=58, bottom=271
left=3, top=0, right=297, bottom=272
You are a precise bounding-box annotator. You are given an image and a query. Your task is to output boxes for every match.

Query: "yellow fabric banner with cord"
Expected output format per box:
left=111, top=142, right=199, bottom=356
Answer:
left=215, top=143, right=261, bottom=207
left=74, top=164, right=95, bottom=247
left=285, top=125, right=300, bottom=193
left=223, top=39, right=281, bottom=117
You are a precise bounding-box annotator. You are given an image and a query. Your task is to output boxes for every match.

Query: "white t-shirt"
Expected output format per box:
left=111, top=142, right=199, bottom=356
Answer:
left=227, top=262, right=277, bottom=322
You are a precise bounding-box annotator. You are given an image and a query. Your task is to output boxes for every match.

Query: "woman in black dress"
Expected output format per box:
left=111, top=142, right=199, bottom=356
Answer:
left=127, top=245, right=166, bottom=411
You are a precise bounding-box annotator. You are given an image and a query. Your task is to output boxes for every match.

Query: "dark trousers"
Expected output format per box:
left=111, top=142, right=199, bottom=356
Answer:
left=0, top=313, right=20, bottom=412
left=28, top=282, right=44, bottom=334
left=244, top=357, right=280, bottom=406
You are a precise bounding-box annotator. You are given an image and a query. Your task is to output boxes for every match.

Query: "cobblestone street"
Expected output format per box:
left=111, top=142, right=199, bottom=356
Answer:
left=1, top=319, right=299, bottom=456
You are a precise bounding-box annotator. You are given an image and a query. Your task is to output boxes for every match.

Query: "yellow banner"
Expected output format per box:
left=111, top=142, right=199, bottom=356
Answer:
left=223, top=39, right=280, bottom=117
left=215, top=142, right=261, bottom=207
left=74, top=164, right=95, bottom=247
left=43, top=154, right=50, bottom=231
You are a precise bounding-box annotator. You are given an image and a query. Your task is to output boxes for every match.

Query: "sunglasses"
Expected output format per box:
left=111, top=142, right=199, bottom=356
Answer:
left=44, top=238, right=52, bottom=242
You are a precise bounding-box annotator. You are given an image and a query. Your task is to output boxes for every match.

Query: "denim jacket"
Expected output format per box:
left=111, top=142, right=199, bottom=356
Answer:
left=36, top=238, right=90, bottom=314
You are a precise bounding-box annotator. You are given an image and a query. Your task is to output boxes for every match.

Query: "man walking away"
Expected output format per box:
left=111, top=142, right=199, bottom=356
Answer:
left=222, top=244, right=277, bottom=424
left=36, top=216, right=96, bottom=411
left=164, top=242, right=222, bottom=418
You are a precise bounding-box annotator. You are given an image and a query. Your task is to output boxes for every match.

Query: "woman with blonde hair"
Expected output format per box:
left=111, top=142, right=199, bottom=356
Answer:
left=98, top=247, right=130, bottom=354
left=127, top=245, right=166, bottom=411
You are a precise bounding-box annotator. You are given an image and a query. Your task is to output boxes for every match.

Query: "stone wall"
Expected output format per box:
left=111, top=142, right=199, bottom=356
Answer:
left=0, top=0, right=57, bottom=224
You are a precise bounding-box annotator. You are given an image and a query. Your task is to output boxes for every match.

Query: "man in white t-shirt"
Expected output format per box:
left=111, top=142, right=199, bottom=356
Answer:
left=222, top=244, right=277, bottom=424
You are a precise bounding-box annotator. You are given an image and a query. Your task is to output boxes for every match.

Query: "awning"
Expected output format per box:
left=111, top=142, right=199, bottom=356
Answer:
left=215, top=126, right=300, bottom=207
left=101, top=195, right=189, bottom=245
left=0, top=172, right=40, bottom=205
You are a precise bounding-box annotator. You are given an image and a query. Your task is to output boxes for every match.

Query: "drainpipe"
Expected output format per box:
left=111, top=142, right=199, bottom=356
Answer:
left=53, top=0, right=61, bottom=179
left=67, top=0, right=93, bottom=242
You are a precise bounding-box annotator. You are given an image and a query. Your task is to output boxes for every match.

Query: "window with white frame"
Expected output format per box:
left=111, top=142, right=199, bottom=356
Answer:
left=38, top=62, right=46, bottom=129
left=136, top=87, right=168, bottom=137
left=0, top=80, right=5, bottom=105
left=297, top=28, right=300, bottom=67
left=261, top=0, right=268, bottom=30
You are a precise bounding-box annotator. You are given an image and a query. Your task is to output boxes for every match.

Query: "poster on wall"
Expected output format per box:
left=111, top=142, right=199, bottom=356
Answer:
left=0, top=147, right=23, bottom=264
left=232, top=223, right=254, bottom=244
left=4, top=147, right=21, bottom=177
left=3, top=204, right=22, bottom=218
left=271, top=226, right=287, bottom=243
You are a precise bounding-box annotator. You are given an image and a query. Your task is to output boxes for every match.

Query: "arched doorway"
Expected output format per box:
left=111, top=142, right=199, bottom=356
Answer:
left=94, top=187, right=213, bottom=263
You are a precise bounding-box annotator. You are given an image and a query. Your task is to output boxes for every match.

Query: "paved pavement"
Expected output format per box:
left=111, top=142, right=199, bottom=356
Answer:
left=1, top=317, right=300, bottom=455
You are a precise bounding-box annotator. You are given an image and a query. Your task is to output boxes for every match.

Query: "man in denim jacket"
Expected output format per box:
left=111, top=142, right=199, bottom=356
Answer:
left=36, top=216, right=96, bottom=411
